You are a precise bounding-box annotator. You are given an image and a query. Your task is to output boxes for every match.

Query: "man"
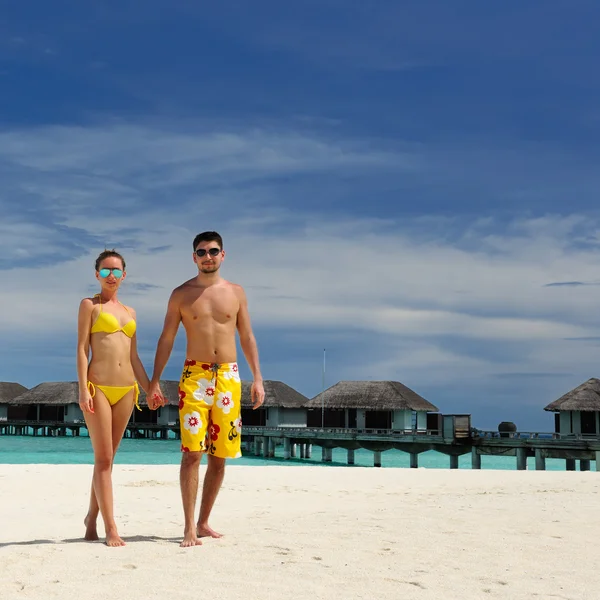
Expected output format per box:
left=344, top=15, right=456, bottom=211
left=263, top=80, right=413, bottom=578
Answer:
left=148, top=231, right=265, bottom=547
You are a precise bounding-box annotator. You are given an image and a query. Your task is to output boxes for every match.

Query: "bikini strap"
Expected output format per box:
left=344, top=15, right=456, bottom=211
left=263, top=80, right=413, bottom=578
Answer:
left=119, top=301, right=133, bottom=318
left=87, top=381, right=96, bottom=398
left=94, top=293, right=103, bottom=312
left=134, top=382, right=141, bottom=411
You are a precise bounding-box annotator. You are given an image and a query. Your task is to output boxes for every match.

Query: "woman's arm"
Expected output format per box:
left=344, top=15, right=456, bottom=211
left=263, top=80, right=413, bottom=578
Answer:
left=129, top=310, right=151, bottom=393
left=76, top=298, right=94, bottom=413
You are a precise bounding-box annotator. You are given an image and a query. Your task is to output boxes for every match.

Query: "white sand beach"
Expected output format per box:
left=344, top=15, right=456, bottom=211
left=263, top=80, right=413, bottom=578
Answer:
left=1, top=465, right=599, bottom=600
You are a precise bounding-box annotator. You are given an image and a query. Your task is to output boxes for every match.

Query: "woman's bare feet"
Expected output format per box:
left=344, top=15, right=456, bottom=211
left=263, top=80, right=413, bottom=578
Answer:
left=181, top=527, right=203, bottom=548
left=105, top=528, right=126, bottom=547
left=84, top=515, right=99, bottom=541
left=197, top=523, right=223, bottom=538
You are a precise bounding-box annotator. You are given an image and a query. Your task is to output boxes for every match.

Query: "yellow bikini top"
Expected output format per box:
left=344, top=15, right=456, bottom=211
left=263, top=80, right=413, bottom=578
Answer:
left=90, top=295, right=137, bottom=338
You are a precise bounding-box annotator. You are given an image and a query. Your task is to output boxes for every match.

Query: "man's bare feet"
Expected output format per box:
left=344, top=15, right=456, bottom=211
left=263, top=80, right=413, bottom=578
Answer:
left=84, top=515, right=99, bottom=541
left=197, top=523, right=223, bottom=539
left=181, top=527, right=203, bottom=548
left=105, top=528, right=126, bottom=547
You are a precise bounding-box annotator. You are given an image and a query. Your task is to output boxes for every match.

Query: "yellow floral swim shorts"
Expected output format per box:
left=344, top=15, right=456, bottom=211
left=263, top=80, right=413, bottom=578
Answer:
left=178, top=359, right=242, bottom=459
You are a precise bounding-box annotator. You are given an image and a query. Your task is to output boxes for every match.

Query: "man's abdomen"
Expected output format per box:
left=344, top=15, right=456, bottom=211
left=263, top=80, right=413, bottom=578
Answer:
left=182, top=322, right=238, bottom=363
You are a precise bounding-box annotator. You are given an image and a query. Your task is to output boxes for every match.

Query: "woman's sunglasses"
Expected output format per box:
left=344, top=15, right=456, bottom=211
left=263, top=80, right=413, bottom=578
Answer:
left=98, top=268, right=124, bottom=279
left=195, top=247, right=221, bottom=258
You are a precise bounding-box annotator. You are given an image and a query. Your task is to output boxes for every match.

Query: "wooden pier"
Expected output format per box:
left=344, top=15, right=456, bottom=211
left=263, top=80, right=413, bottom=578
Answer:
left=241, top=426, right=600, bottom=470
left=0, top=420, right=177, bottom=440
left=3, top=419, right=600, bottom=470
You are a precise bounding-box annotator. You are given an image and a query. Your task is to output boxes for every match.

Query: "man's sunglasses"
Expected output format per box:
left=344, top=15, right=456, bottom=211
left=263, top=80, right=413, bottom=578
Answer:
left=195, top=248, right=221, bottom=258
left=98, top=268, right=124, bottom=279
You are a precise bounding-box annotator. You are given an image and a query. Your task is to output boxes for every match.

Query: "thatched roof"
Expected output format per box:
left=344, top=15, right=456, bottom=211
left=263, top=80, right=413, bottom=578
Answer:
left=306, top=380, right=439, bottom=412
left=240, top=380, right=308, bottom=408
left=0, top=382, right=28, bottom=403
left=544, top=378, right=600, bottom=412
left=7, top=380, right=308, bottom=409
left=154, top=380, right=308, bottom=408
left=138, top=380, right=180, bottom=407
left=8, top=382, right=78, bottom=405
left=9, top=381, right=175, bottom=407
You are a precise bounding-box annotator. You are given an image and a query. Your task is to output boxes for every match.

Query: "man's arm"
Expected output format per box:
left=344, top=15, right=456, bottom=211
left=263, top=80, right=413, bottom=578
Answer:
left=148, top=289, right=182, bottom=407
left=235, top=285, right=264, bottom=409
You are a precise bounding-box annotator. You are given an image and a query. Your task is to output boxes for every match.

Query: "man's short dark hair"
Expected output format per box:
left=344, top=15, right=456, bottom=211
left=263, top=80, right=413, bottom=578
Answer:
left=95, top=249, right=126, bottom=271
left=193, top=231, right=223, bottom=250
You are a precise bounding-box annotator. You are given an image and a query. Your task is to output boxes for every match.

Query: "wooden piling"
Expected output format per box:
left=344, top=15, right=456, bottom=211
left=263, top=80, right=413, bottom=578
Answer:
left=535, top=449, right=546, bottom=471
left=268, top=437, right=276, bottom=457
left=374, top=451, right=382, bottom=468
left=471, top=448, right=481, bottom=470
left=516, top=448, right=527, bottom=470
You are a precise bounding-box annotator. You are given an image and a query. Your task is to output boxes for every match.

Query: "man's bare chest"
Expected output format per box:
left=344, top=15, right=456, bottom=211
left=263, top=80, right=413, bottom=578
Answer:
left=182, top=290, right=239, bottom=325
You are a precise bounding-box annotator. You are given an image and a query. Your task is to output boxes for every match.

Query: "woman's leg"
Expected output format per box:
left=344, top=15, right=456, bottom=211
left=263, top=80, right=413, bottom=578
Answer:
left=85, top=390, right=135, bottom=539
left=84, top=388, right=134, bottom=546
left=84, top=479, right=100, bottom=541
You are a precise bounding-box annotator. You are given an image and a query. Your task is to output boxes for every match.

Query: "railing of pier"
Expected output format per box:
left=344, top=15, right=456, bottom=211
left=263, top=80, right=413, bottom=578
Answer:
left=0, top=420, right=81, bottom=428
left=472, top=430, right=600, bottom=441
left=242, top=426, right=441, bottom=436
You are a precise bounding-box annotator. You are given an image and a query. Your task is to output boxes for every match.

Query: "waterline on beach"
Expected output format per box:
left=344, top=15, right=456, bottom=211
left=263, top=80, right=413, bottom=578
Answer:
left=0, top=436, right=575, bottom=470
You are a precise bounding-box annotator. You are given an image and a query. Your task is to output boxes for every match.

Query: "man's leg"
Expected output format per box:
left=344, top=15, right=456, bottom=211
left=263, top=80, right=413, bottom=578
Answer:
left=196, top=364, right=241, bottom=538
left=180, top=451, right=203, bottom=547
left=178, top=360, right=212, bottom=547
left=197, top=454, right=226, bottom=538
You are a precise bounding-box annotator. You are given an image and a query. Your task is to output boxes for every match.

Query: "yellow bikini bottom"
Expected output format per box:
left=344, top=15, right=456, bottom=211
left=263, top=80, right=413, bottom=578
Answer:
left=87, top=381, right=141, bottom=411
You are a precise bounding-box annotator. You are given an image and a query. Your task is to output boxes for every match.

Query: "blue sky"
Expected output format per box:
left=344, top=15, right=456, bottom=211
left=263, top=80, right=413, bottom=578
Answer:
left=2, top=0, right=600, bottom=430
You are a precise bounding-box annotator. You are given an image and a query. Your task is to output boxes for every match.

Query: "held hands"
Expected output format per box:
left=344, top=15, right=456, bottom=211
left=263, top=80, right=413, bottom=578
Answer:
left=147, top=381, right=166, bottom=410
left=79, top=390, right=94, bottom=414
left=251, top=380, right=265, bottom=409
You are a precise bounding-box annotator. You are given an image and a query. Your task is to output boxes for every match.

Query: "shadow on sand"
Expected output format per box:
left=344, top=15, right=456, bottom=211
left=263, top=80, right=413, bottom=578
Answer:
left=0, top=535, right=181, bottom=548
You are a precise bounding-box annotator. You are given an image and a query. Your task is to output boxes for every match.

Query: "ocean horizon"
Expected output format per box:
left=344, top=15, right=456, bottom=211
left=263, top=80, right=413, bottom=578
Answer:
left=0, top=435, right=582, bottom=471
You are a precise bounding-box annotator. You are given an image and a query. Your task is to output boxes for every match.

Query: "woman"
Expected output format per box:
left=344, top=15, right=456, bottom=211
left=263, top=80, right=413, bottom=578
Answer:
left=76, top=249, right=152, bottom=547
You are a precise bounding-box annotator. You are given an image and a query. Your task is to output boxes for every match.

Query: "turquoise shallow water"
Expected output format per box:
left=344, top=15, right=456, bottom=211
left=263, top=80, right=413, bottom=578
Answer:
left=0, top=435, right=574, bottom=470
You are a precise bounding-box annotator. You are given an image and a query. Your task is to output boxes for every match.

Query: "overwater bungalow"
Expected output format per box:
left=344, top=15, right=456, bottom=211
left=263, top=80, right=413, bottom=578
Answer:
left=4, top=381, right=166, bottom=425
left=1, top=378, right=309, bottom=430
left=306, top=380, right=440, bottom=431
left=3, top=381, right=71, bottom=422
left=136, top=380, right=178, bottom=425
left=153, top=379, right=309, bottom=428
left=241, top=380, right=309, bottom=427
left=544, top=377, right=600, bottom=436
left=0, top=382, right=28, bottom=421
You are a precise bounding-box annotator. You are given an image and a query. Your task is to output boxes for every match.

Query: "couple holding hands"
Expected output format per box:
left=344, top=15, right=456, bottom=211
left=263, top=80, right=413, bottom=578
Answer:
left=76, top=231, right=264, bottom=547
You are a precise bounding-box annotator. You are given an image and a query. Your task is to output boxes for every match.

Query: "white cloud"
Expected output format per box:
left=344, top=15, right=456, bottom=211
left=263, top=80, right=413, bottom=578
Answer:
left=0, top=124, right=403, bottom=182
left=2, top=212, right=600, bottom=379
left=1, top=121, right=600, bottom=397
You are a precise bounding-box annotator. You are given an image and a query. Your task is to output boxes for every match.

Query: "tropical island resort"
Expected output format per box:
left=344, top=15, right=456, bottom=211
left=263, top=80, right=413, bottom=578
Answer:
left=2, top=377, right=600, bottom=471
